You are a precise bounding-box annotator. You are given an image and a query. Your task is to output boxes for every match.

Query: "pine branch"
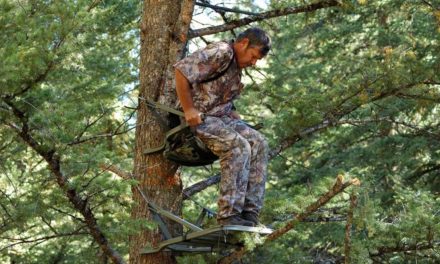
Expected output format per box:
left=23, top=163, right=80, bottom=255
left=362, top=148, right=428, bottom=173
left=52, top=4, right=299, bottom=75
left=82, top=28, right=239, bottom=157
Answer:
left=370, top=241, right=440, bottom=258
left=406, top=163, right=440, bottom=184
left=3, top=1, right=104, bottom=100
left=87, top=0, right=103, bottom=12
left=0, top=227, right=87, bottom=251
left=189, top=0, right=340, bottom=38
left=183, top=81, right=425, bottom=198
left=218, top=175, right=361, bottom=264
left=3, top=99, right=125, bottom=264
left=272, top=214, right=347, bottom=223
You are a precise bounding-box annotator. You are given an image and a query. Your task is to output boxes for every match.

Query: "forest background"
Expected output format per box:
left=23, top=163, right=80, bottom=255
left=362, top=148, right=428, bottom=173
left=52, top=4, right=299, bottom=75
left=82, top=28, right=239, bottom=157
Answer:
left=0, top=0, right=439, bottom=263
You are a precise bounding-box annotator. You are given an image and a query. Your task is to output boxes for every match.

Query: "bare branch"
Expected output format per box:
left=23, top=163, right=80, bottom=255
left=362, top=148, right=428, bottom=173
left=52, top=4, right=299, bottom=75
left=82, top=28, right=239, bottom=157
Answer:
left=0, top=226, right=87, bottom=252
left=67, top=109, right=136, bottom=146
left=99, top=164, right=132, bottom=180
left=267, top=176, right=360, bottom=241
left=48, top=205, right=85, bottom=223
left=370, top=241, right=440, bottom=258
left=195, top=1, right=258, bottom=16
left=189, top=0, right=340, bottom=38
left=344, top=192, right=357, bottom=264
left=182, top=174, right=219, bottom=199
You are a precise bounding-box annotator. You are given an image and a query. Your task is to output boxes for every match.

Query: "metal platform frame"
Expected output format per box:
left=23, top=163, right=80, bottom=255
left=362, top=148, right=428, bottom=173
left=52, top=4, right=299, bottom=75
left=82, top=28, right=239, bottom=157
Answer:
left=139, top=188, right=272, bottom=254
left=142, top=225, right=273, bottom=254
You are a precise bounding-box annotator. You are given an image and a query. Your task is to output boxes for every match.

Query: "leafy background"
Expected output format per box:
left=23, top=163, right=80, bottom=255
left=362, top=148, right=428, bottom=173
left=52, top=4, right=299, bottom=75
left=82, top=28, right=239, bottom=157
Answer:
left=1, top=0, right=439, bottom=263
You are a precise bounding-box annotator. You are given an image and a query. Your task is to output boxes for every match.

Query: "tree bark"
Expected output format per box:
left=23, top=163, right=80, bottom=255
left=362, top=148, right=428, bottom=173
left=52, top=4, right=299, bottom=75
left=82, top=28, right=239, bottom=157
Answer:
left=129, top=1, right=194, bottom=264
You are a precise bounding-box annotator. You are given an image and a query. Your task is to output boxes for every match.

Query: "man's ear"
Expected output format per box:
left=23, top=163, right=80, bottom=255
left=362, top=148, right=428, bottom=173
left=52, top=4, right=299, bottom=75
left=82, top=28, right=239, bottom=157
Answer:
left=238, top=38, right=249, bottom=50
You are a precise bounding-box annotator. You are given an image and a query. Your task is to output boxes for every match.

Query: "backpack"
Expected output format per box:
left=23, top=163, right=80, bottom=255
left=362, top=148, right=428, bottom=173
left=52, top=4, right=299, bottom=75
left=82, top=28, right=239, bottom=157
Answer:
left=163, top=124, right=218, bottom=166
left=144, top=100, right=219, bottom=167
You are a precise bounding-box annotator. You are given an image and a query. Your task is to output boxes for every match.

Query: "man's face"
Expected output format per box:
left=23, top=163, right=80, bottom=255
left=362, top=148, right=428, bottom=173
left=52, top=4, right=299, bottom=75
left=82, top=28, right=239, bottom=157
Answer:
left=234, top=38, right=264, bottom=69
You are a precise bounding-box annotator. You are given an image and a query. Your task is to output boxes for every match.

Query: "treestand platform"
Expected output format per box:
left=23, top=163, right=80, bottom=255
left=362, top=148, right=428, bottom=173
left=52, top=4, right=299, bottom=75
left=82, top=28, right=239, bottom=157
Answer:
left=134, top=166, right=273, bottom=255
left=141, top=225, right=273, bottom=254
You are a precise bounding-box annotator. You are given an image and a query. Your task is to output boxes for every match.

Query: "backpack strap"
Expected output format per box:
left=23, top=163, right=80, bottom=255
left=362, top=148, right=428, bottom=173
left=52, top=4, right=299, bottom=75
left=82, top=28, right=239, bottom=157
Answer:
left=143, top=99, right=188, bottom=155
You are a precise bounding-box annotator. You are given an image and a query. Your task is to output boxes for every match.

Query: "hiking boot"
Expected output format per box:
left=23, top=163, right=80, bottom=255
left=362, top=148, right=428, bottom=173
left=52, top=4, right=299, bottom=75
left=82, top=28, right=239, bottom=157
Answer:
left=217, top=215, right=254, bottom=227
left=241, top=211, right=260, bottom=226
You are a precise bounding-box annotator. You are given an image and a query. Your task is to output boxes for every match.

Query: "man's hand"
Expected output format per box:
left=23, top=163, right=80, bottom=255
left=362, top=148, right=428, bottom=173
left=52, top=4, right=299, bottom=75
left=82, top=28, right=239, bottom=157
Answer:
left=185, top=108, right=203, bottom=126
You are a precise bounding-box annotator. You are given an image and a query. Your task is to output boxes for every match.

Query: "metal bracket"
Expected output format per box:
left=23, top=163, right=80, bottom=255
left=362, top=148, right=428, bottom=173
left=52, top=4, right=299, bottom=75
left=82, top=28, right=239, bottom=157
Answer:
left=151, top=210, right=172, bottom=240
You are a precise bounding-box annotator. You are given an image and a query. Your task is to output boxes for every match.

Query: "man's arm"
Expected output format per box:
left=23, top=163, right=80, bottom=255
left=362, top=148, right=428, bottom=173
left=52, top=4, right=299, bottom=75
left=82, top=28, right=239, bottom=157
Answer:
left=175, top=69, right=202, bottom=126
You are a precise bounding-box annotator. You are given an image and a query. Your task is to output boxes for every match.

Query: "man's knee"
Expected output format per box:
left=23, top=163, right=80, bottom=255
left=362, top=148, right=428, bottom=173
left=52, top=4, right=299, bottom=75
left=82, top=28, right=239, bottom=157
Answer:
left=232, top=135, right=252, bottom=156
left=253, top=131, right=268, bottom=150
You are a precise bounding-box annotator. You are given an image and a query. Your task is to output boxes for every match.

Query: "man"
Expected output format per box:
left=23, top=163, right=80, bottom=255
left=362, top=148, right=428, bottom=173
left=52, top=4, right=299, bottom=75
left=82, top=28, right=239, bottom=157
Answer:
left=174, top=27, right=271, bottom=226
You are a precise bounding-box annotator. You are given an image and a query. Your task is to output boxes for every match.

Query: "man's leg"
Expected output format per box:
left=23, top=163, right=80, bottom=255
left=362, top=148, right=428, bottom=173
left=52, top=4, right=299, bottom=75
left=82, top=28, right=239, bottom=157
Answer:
left=196, top=116, right=252, bottom=220
left=224, top=117, right=269, bottom=217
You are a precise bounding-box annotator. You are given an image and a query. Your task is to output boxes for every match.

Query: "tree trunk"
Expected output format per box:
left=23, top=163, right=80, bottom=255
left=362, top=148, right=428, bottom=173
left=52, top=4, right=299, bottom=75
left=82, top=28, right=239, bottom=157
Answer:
left=129, top=1, right=194, bottom=264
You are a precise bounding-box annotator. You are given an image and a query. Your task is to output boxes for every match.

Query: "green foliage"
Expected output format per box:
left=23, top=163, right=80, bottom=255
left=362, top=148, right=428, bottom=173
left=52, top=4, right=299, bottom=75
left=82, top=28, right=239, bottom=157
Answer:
left=1, top=0, right=439, bottom=263
left=1, top=0, right=140, bottom=262
left=187, top=0, right=439, bottom=263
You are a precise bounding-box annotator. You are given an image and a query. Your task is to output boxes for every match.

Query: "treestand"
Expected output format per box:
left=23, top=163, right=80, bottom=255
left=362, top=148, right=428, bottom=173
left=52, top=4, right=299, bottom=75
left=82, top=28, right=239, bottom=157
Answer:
left=140, top=193, right=272, bottom=254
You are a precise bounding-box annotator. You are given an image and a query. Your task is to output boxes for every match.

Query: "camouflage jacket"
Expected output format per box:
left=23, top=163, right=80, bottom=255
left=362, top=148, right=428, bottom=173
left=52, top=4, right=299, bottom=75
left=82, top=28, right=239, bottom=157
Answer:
left=174, top=41, right=243, bottom=117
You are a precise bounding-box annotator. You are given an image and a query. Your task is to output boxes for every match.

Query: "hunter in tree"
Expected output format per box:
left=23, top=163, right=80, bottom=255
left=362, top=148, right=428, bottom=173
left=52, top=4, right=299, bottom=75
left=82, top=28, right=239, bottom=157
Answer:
left=174, top=27, right=271, bottom=227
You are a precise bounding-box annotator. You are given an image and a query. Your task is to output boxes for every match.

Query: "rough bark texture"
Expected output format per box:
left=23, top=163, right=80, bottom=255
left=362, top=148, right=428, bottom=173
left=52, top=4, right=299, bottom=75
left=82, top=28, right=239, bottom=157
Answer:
left=129, top=1, right=194, bottom=263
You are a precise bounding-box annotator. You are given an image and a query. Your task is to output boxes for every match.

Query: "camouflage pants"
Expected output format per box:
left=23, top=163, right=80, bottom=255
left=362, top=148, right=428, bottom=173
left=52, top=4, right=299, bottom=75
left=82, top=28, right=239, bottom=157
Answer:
left=196, top=116, right=268, bottom=219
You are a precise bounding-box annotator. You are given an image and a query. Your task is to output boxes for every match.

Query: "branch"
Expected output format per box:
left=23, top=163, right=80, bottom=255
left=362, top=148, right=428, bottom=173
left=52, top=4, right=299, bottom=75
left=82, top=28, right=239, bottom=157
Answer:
left=370, top=241, right=440, bottom=258
left=68, top=109, right=136, bottom=146
left=3, top=99, right=125, bottom=264
left=48, top=205, right=85, bottom=223
left=3, top=0, right=104, bottom=100
left=218, top=176, right=361, bottom=264
left=0, top=227, right=87, bottom=252
left=182, top=120, right=331, bottom=198
left=267, top=176, right=360, bottom=241
left=273, top=214, right=346, bottom=223
left=189, top=0, right=340, bottom=38
left=87, top=0, right=103, bottom=12
left=344, top=192, right=357, bottom=264
left=195, top=1, right=259, bottom=16
left=99, top=164, right=132, bottom=180
left=5, top=60, right=55, bottom=99
left=182, top=174, right=220, bottom=199
left=406, top=163, right=440, bottom=184
left=183, top=81, right=423, bottom=197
